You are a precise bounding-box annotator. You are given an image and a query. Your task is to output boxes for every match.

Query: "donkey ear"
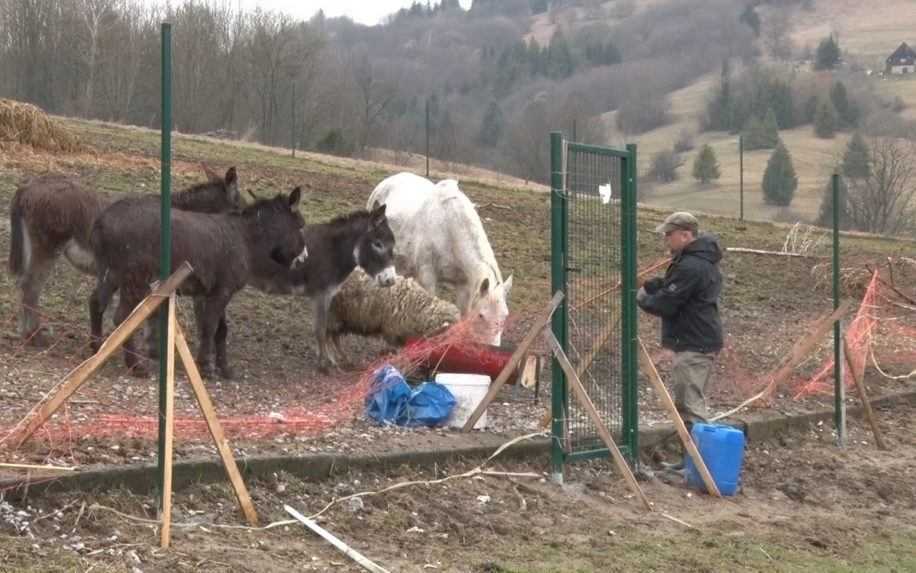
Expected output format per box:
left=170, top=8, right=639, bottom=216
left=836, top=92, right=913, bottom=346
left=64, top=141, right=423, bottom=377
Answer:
left=288, top=186, right=302, bottom=208
left=370, top=202, right=387, bottom=227
left=478, top=277, right=490, bottom=297
left=370, top=200, right=384, bottom=213
left=201, top=162, right=221, bottom=183
left=502, top=274, right=513, bottom=295
left=224, top=166, right=238, bottom=186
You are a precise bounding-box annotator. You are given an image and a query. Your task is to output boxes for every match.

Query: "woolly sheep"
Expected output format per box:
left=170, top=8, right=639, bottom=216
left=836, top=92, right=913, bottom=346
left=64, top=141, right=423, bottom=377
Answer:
left=326, top=268, right=461, bottom=354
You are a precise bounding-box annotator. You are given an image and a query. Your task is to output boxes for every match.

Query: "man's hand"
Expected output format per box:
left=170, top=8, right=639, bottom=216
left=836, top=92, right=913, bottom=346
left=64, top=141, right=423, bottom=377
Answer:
left=636, top=286, right=648, bottom=303
left=643, top=277, right=665, bottom=294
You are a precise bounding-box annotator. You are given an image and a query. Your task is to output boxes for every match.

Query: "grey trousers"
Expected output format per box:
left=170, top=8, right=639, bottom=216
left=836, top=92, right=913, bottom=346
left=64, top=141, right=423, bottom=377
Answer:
left=671, top=350, right=716, bottom=424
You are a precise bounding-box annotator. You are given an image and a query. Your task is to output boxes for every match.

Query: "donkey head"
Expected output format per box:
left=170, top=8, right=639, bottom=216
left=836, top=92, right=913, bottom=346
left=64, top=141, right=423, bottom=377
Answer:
left=246, top=186, right=306, bottom=269
left=357, top=202, right=396, bottom=287
left=176, top=165, right=242, bottom=213
left=469, top=273, right=513, bottom=347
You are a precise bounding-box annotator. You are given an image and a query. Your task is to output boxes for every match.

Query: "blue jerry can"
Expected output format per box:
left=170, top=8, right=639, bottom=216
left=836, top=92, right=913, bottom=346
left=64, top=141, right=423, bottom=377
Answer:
left=684, top=423, right=746, bottom=496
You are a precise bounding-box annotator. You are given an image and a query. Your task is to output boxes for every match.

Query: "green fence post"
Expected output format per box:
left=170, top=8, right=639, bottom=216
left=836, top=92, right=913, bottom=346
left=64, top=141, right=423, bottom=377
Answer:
left=158, top=22, right=173, bottom=508
left=832, top=173, right=846, bottom=446
left=622, top=143, right=639, bottom=462
left=550, top=131, right=567, bottom=482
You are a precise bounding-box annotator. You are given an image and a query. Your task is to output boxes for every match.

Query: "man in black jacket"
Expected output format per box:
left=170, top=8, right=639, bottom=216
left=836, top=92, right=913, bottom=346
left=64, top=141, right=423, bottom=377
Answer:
left=637, top=211, right=723, bottom=428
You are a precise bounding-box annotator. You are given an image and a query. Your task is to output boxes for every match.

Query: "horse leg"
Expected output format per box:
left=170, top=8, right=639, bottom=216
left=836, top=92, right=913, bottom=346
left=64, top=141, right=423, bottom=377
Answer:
left=416, top=264, right=438, bottom=296
left=17, top=253, right=54, bottom=347
left=89, top=271, right=116, bottom=352
left=114, top=291, right=148, bottom=378
left=215, top=313, right=234, bottom=380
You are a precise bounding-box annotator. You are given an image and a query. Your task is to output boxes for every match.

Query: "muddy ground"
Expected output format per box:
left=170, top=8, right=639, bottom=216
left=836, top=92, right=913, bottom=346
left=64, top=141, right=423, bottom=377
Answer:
left=1, top=402, right=914, bottom=572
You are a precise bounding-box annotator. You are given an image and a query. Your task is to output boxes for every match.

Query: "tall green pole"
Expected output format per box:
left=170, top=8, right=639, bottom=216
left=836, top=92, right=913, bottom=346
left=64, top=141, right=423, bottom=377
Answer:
left=158, top=22, right=173, bottom=503
left=622, top=143, right=638, bottom=462
left=739, top=134, right=744, bottom=221
left=291, top=80, right=296, bottom=158
left=549, top=131, right=567, bottom=482
left=425, top=98, right=430, bottom=178
left=832, top=173, right=845, bottom=446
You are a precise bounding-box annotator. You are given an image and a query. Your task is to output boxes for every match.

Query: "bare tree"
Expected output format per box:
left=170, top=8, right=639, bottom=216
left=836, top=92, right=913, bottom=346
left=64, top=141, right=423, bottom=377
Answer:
left=349, top=48, right=397, bottom=150
left=763, top=9, right=794, bottom=61
left=77, top=0, right=116, bottom=115
left=846, top=137, right=916, bottom=235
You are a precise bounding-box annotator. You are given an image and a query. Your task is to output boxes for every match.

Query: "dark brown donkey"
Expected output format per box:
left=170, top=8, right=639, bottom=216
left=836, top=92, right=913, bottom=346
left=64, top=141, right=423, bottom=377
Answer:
left=90, top=187, right=306, bottom=379
left=8, top=166, right=241, bottom=346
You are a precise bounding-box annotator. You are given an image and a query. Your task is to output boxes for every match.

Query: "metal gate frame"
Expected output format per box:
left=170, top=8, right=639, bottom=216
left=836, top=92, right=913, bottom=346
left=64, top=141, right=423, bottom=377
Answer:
left=549, top=131, right=638, bottom=479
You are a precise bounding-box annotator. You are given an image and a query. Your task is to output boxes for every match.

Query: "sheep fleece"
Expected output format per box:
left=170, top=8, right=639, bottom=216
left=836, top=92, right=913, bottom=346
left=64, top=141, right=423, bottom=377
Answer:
left=328, top=268, right=460, bottom=346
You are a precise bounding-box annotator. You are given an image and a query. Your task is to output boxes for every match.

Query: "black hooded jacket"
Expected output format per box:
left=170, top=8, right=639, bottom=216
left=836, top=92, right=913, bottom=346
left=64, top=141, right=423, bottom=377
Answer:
left=638, top=233, right=723, bottom=353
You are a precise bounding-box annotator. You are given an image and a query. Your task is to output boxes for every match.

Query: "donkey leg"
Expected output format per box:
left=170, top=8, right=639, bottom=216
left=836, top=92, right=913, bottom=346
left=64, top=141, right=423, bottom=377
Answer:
left=196, top=295, right=230, bottom=379
left=114, top=293, right=148, bottom=378
left=89, top=273, right=115, bottom=352
left=313, top=293, right=338, bottom=373
left=18, top=255, right=54, bottom=347
left=192, top=297, right=214, bottom=379
left=214, top=313, right=234, bottom=380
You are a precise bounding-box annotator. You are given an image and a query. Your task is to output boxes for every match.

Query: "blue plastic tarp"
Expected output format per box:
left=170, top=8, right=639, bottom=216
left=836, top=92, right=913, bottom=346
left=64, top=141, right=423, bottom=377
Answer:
left=366, top=365, right=456, bottom=427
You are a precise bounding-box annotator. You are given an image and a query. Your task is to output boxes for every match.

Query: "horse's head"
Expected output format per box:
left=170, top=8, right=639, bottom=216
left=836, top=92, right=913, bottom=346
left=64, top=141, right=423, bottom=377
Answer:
left=469, top=273, right=513, bottom=347
left=244, top=186, right=306, bottom=268
left=357, top=202, right=396, bottom=287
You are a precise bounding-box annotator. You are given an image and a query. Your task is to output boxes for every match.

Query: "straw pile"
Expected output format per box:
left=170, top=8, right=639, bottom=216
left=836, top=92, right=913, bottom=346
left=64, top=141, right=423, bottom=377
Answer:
left=0, top=98, right=82, bottom=153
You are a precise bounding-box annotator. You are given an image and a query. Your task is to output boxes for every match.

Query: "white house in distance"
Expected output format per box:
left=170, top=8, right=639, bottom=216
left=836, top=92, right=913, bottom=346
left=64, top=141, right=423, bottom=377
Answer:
left=886, top=42, right=916, bottom=74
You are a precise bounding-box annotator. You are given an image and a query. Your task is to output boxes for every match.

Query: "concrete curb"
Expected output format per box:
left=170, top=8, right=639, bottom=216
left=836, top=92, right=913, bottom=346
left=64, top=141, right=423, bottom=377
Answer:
left=4, top=389, right=914, bottom=499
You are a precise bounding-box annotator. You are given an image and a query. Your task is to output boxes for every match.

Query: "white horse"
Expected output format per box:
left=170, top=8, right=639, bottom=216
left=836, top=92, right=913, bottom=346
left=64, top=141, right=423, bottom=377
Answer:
left=367, top=172, right=513, bottom=346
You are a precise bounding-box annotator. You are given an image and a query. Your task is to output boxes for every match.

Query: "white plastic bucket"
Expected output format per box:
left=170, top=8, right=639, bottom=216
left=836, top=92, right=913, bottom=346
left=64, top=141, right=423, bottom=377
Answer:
left=435, top=372, right=491, bottom=430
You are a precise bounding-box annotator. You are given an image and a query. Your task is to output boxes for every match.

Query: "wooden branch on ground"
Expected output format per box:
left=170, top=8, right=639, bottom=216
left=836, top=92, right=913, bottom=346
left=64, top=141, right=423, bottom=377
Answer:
left=638, top=338, right=721, bottom=498
left=160, top=294, right=177, bottom=549
left=711, top=300, right=854, bottom=422
left=5, top=263, right=194, bottom=449
left=174, top=322, right=259, bottom=526
left=0, top=462, right=76, bottom=472
left=545, top=331, right=653, bottom=512
left=461, top=291, right=564, bottom=432
left=726, top=247, right=825, bottom=258
left=285, top=505, right=391, bottom=573
left=843, top=336, right=887, bottom=451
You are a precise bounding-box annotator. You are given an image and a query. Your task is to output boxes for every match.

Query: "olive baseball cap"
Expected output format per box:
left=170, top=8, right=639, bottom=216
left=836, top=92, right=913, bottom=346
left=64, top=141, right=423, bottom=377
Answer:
left=654, top=211, right=699, bottom=234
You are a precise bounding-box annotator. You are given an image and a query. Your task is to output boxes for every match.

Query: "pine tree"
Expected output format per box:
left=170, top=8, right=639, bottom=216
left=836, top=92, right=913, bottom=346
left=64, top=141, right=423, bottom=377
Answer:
left=816, top=176, right=851, bottom=230
left=743, top=108, right=779, bottom=150
left=762, top=140, right=798, bottom=206
left=477, top=101, right=504, bottom=146
left=814, top=99, right=837, bottom=138
left=815, top=35, right=840, bottom=70
left=842, top=132, right=871, bottom=179
left=830, top=81, right=857, bottom=127
left=692, top=144, right=721, bottom=184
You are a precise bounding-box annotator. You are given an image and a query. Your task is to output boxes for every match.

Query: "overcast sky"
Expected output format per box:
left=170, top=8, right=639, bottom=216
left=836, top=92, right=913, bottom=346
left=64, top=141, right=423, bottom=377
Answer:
left=171, top=1, right=472, bottom=26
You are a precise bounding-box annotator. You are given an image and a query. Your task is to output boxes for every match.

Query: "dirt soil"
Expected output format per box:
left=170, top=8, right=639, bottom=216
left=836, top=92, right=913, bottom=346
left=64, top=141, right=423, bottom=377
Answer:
left=1, top=403, right=914, bottom=572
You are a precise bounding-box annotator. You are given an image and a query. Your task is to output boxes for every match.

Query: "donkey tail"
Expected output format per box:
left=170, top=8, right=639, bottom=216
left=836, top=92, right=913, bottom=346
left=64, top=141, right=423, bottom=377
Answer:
left=8, top=186, right=27, bottom=276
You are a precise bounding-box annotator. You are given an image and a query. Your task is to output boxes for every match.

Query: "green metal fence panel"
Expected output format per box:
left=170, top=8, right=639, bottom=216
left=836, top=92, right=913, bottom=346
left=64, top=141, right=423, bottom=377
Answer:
left=550, top=133, right=638, bottom=477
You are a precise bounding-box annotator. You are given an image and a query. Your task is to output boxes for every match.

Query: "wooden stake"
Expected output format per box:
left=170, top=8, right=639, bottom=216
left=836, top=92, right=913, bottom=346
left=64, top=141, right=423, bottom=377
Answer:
left=843, top=336, right=887, bottom=451
left=173, top=322, right=258, bottom=526
left=7, top=263, right=194, bottom=448
left=159, top=294, right=177, bottom=549
left=638, top=338, right=721, bottom=498
left=544, top=330, right=653, bottom=512
left=462, top=291, right=564, bottom=432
